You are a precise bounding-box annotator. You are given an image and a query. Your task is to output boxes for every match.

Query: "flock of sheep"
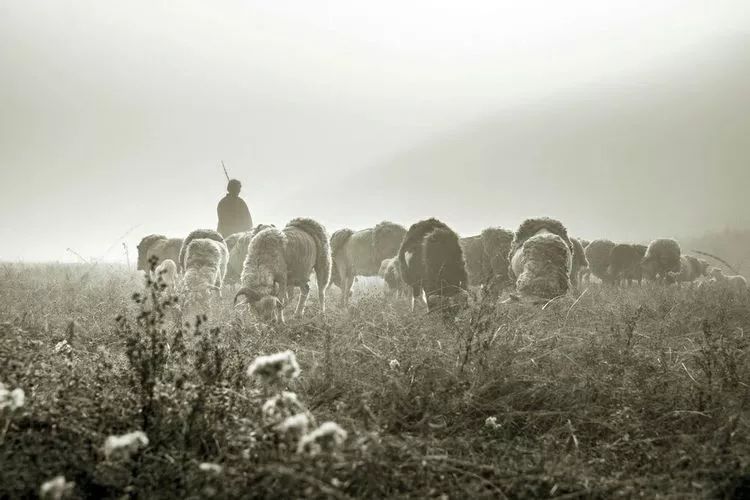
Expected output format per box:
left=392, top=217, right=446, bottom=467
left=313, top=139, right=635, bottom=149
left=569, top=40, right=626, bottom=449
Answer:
left=136, top=216, right=748, bottom=322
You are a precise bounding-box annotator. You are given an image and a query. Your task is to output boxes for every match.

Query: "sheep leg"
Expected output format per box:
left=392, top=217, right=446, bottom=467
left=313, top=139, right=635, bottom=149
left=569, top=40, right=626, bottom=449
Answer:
left=315, top=269, right=328, bottom=313
left=340, top=270, right=350, bottom=307
left=318, top=284, right=326, bottom=314
left=345, top=275, right=354, bottom=307
left=335, top=260, right=352, bottom=307
left=295, top=284, right=310, bottom=317
left=410, top=285, right=424, bottom=312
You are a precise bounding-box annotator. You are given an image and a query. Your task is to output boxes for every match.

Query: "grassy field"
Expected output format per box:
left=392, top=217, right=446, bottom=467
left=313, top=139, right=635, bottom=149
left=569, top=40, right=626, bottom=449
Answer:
left=1, top=262, right=749, bottom=499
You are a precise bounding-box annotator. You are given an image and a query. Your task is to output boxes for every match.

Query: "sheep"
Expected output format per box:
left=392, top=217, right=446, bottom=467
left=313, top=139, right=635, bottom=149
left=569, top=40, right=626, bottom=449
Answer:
left=460, top=227, right=514, bottom=290
left=181, top=238, right=229, bottom=319
left=234, top=218, right=331, bottom=323
left=641, top=238, right=682, bottom=283
left=178, top=229, right=225, bottom=272
left=507, top=217, right=573, bottom=301
left=224, top=232, right=245, bottom=254
left=150, top=258, right=178, bottom=292
left=378, top=256, right=408, bottom=298
left=510, top=233, right=572, bottom=301
left=684, top=255, right=709, bottom=280
left=708, top=268, right=748, bottom=292
left=672, top=255, right=707, bottom=284
left=330, top=221, right=406, bottom=306
left=696, top=258, right=711, bottom=277
left=225, top=224, right=275, bottom=286
left=136, top=235, right=183, bottom=271
left=460, top=234, right=484, bottom=286
left=399, top=218, right=468, bottom=313
left=607, top=243, right=647, bottom=286
left=569, top=237, right=589, bottom=288
left=584, top=239, right=616, bottom=283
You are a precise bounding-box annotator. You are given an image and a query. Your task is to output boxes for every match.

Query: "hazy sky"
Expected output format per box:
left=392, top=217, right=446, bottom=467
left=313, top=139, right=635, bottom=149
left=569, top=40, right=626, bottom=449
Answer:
left=1, top=1, right=748, bottom=261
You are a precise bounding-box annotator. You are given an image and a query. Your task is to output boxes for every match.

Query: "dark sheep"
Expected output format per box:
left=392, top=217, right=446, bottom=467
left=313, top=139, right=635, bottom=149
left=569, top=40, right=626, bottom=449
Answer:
left=460, top=227, right=514, bottom=289
left=584, top=239, right=616, bottom=283
left=641, top=238, right=682, bottom=283
left=607, top=243, right=647, bottom=286
left=399, top=218, right=468, bottom=313
left=570, top=237, right=589, bottom=288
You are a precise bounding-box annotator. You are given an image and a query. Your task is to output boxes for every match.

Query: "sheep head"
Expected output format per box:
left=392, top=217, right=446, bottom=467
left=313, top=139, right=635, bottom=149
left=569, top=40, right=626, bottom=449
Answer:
left=640, top=257, right=658, bottom=280
left=709, top=267, right=724, bottom=280
left=235, top=286, right=283, bottom=322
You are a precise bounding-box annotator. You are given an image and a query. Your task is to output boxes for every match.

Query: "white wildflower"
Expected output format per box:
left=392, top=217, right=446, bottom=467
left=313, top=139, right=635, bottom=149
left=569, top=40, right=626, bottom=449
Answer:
left=10, top=388, right=24, bottom=410
left=54, top=340, right=72, bottom=354
left=40, top=475, right=74, bottom=500
left=297, top=421, right=347, bottom=455
left=389, top=359, right=400, bottom=370
left=261, top=391, right=305, bottom=426
left=198, top=462, right=223, bottom=474
left=247, top=350, right=300, bottom=385
left=103, top=430, right=149, bottom=461
left=484, top=416, right=501, bottom=430
left=0, top=384, right=25, bottom=411
left=276, top=413, right=311, bottom=438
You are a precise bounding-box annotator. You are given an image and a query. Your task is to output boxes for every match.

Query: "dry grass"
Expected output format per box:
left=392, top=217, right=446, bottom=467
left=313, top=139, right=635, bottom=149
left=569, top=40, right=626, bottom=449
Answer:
left=1, top=262, right=749, bottom=498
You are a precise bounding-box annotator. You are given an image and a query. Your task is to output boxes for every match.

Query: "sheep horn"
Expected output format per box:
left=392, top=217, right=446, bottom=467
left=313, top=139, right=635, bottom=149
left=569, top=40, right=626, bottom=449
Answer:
left=234, top=287, right=261, bottom=305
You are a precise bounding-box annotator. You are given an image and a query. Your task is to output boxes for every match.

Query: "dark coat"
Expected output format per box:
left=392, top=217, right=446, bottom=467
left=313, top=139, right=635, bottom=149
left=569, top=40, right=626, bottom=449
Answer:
left=217, top=194, right=253, bottom=238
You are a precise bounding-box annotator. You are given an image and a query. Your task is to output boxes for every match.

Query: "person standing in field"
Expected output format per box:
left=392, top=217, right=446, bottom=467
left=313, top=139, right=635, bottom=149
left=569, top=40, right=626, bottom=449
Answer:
left=217, top=179, right=253, bottom=237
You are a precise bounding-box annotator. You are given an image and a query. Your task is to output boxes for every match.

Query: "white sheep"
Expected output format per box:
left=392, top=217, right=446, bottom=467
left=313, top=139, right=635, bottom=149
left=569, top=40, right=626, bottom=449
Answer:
left=150, top=258, right=178, bottom=292
left=378, top=256, right=408, bottom=298
left=225, top=224, right=275, bottom=286
left=709, top=267, right=748, bottom=293
left=181, top=238, right=228, bottom=318
left=178, top=229, right=225, bottom=271
left=234, top=218, right=331, bottom=323
left=507, top=217, right=573, bottom=302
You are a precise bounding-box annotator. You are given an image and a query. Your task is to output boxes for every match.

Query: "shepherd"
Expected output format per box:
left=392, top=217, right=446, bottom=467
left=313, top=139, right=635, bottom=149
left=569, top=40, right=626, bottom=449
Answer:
left=217, top=178, right=253, bottom=238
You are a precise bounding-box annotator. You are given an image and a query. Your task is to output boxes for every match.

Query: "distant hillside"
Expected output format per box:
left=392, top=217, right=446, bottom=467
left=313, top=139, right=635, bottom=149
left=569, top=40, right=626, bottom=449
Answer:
left=685, top=228, right=750, bottom=278
left=325, top=38, right=750, bottom=242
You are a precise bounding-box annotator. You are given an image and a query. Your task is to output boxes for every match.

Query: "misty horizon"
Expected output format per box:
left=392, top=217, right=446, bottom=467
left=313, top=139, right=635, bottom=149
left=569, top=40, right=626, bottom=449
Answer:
left=1, top=1, right=749, bottom=262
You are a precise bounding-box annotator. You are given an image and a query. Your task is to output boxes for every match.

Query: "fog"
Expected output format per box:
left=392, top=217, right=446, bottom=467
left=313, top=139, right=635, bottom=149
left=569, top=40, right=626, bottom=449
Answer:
left=0, top=1, right=748, bottom=262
